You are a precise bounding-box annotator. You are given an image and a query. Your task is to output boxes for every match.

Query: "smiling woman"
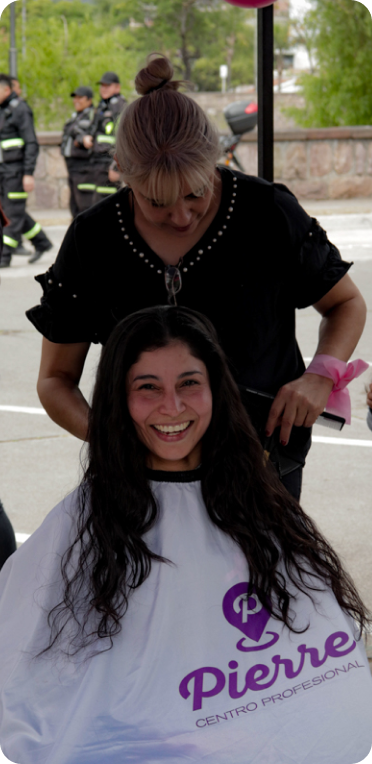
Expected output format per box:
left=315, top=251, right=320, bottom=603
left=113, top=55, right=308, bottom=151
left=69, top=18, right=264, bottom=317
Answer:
left=0, top=306, right=372, bottom=764
left=127, top=342, right=212, bottom=471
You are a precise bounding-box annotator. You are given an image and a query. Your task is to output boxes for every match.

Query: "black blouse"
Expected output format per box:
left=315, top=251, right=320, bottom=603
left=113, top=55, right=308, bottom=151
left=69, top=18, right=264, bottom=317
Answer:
left=26, top=168, right=350, bottom=465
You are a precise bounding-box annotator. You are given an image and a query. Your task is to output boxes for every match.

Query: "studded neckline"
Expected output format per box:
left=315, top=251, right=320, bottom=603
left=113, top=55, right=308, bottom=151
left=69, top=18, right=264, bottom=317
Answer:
left=115, top=168, right=238, bottom=277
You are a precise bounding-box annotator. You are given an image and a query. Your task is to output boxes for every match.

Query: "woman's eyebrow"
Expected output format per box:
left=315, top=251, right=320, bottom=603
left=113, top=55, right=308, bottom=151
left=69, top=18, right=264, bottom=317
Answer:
left=133, top=370, right=203, bottom=382
left=178, top=371, right=203, bottom=378
left=133, top=374, right=159, bottom=381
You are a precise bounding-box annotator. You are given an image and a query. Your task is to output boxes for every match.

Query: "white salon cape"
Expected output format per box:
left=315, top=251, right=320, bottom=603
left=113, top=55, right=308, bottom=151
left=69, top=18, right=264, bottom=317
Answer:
left=0, top=470, right=371, bottom=764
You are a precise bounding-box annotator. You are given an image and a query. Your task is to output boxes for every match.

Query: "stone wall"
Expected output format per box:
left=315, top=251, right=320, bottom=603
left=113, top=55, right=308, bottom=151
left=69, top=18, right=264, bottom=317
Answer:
left=28, top=133, right=70, bottom=211
left=237, top=126, right=372, bottom=200
left=27, top=123, right=372, bottom=210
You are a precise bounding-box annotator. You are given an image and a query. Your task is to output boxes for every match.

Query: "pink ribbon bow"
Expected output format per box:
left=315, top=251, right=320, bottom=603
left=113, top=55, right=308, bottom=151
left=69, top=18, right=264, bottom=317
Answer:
left=304, top=354, right=369, bottom=424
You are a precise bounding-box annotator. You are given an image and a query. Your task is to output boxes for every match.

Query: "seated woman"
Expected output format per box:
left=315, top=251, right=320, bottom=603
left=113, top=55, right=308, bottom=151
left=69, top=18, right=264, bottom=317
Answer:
left=0, top=306, right=371, bottom=764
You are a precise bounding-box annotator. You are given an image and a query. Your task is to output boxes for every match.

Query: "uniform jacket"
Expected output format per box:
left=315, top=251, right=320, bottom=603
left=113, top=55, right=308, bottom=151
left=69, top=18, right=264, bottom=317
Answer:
left=0, top=92, right=39, bottom=174
left=91, top=94, right=126, bottom=161
left=61, top=106, right=95, bottom=162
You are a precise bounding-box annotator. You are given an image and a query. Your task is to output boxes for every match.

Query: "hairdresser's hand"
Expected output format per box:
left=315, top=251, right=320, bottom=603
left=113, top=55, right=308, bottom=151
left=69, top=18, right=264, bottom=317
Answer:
left=367, top=382, right=372, bottom=409
left=265, top=373, right=334, bottom=446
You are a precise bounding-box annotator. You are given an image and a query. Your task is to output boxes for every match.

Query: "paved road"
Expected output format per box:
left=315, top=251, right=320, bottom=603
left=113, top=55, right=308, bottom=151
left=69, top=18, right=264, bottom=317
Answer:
left=1, top=205, right=372, bottom=612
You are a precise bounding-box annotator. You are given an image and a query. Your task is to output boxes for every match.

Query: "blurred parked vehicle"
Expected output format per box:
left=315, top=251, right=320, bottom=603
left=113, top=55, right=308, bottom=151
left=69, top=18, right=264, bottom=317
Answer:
left=219, top=100, right=258, bottom=171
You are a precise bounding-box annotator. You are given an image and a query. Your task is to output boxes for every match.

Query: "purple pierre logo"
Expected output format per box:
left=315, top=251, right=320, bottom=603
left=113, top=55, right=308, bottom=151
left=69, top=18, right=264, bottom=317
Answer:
left=179, top=581, right=357, bottom=712
left=222, top=582, right=279, bottom=652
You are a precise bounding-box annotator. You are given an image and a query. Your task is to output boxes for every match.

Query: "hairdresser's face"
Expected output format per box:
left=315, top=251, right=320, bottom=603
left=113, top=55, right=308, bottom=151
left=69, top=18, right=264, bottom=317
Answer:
left=127, top=342, right=212, bottom=471
left=130, top=175, right=216, bottom=237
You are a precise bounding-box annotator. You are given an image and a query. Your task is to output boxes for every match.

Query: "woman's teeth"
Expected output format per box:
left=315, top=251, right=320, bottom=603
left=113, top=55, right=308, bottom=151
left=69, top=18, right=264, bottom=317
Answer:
left=153, top=422, right=191, bottom=433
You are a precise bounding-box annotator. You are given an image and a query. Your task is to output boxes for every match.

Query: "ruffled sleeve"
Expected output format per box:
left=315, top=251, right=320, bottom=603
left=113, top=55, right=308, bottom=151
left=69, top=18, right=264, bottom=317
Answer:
left=273, top=184, right=352, bottom=308
left=26, top=221, right=99, bottom=344
left=292, top=217, right=352, bottom=308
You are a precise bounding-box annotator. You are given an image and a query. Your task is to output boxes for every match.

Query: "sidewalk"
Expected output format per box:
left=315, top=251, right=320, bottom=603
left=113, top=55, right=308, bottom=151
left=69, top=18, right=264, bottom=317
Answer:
left=28, top=196, right=372, bottom=230
left=303, top=197, right=372, bottom=217
left=28, top=208, right=72, bottom=227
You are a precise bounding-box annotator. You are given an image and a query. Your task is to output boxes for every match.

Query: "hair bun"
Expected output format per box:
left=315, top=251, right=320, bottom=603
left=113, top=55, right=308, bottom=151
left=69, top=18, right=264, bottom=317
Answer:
left=135, top=54, right=180, bottom=95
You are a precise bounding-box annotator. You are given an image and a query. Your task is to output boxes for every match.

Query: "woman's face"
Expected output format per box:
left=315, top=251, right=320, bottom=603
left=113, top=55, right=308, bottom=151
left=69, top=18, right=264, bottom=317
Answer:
left=127, top=341, right=212, bottom=471
left=130, top=174, right=216, bottom=237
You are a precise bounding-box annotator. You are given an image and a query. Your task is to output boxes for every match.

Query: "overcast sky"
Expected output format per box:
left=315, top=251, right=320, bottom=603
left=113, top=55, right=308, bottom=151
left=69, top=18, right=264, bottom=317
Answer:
left=289, top=0, right=313, bottom=18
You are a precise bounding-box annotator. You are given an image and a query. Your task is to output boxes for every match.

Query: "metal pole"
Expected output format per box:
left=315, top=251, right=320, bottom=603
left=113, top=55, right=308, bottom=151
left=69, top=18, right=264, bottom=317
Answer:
left=9, top=2, right=18, bottom=78
left=22, top=0, right=26, bottom=61
left=257, top=4, right=274, bottom=182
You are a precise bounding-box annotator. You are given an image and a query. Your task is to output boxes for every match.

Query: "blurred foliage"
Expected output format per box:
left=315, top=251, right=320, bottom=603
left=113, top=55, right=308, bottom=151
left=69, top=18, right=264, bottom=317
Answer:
left=0, top=0, right=255, bottom=129
left=192, top=5, right=254, bottom=92
left=0, top=0, right=140, bottom=127
left=273, top=20, right=290, bottom=91
left=286, top=0, right=372, bottom=127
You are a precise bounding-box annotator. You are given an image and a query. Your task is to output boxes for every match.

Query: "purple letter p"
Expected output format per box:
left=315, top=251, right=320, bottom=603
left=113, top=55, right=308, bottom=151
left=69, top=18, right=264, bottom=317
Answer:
left=179, top=667, right=226, bottom=711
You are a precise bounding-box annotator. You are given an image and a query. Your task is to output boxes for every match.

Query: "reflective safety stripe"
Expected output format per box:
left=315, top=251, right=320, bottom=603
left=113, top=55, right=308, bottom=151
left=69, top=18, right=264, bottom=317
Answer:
left=3, top=234, right=18, bottom=248
left=96, top=135, right=115, bottom=145
left=7, top=191, right=28, bottom=199
left=0, top=138, right=25, bottom=150
left=105, top=121, right=114, bottom=135
left=23, top=222, right=42, bottom=239
left=77, top=184, right=96, bottom=191
left=96, top=186, right=116, bottom=194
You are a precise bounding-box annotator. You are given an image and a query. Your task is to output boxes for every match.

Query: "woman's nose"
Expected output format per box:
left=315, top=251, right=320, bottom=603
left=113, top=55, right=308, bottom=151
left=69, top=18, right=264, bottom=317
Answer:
left=158, top=390, right=186, bottom=416
left=170, top=202, right=192, bottom=227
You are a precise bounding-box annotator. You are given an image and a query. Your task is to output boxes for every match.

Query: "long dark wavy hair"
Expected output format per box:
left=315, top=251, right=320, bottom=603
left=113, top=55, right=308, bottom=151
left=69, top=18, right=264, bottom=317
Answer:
left=38, top=306, right=369, bottom=657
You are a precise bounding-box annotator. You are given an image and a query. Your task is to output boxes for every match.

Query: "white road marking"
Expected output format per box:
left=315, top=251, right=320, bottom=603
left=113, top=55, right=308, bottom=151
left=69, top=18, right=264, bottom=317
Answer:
left=313, top=435, right=372, bottom=447
left=0, top=405, right=46, bottom=415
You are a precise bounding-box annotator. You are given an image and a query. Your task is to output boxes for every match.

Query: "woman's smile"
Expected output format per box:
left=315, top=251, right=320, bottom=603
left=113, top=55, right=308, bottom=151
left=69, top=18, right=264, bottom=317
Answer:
left=171, top=224, right=193, bottom=234
left=150, top=420, right=193, bottom=440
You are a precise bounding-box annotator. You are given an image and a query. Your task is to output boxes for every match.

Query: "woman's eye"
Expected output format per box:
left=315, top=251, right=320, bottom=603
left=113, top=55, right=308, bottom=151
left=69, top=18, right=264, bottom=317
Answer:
left=150, top=200, right=165, bottom=208
left=138, top=383, right=157, bottom=390
left=182, top=379, right=199, bottom=387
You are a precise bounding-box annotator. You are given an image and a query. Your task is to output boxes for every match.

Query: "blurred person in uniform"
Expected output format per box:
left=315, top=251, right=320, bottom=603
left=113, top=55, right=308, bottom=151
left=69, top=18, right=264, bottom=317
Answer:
left=61, top=86, right=96, bottom=218
left=85, top=72, right=126, bottom=204
left=0, top=73, right=53, bottom=267
left=10, top=78, right=22, bottom=98
left=0, top=199, right=17, bottom=567
left=9, top=76, right=48, bottom=256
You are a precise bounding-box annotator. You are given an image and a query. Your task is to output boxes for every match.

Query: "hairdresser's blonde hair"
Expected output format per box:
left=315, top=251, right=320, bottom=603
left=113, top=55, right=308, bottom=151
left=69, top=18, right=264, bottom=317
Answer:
left=115, top=54, right=220, bottom=205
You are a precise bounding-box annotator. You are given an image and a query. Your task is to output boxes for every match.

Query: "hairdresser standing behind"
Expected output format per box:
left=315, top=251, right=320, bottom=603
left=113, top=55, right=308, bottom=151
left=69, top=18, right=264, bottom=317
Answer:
left=26, top=54, right=366, bottom=500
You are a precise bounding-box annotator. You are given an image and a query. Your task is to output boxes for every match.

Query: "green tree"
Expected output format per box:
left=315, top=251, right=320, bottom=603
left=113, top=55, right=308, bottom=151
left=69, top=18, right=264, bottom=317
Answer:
left=124, top=0, right=254, bottom=87
left=0, top=0, right=256, bottom=126
left=0, top=0, right=141, bottom=128
left=288, top=0, right=372, bottom=127
left=125, top=0, right=217, bottom=81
